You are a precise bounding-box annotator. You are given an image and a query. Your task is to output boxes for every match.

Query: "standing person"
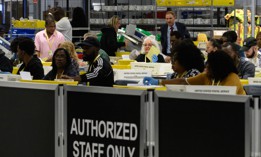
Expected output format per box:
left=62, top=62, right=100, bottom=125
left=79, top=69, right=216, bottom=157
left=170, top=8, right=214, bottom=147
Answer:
left=100, top=15, right=128, bottom=56
left=143, top=50, right=246, bottom=95
left=17, top=37, right=44, bottom=79
left=62, top=37, right=114, bottom=87
left=160, top=11, right=190, bottom=62
left=34, top=15, right=65, bottom=62
left=241, top=37, right=260, bottom=67
left=43, top=48, right=78, bottom=80
left=70, top=7, right=88, bottom=43
left=51, top=6, right=72, bottom=41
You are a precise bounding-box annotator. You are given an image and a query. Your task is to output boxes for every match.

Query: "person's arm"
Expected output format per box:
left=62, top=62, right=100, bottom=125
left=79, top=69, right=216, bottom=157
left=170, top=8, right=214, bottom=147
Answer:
left=30, top=63, right=44, bottom=80
left=34, top=33, right=41, bottom=57
left=186, top=73, right=207, bottom=85
left=183, top=25, right=190, bottom=39
left=241, top=61, right=255, bottom=79
left=177, top=22, right=190, bottom=39
left=161, top=78, right=188, bottom=85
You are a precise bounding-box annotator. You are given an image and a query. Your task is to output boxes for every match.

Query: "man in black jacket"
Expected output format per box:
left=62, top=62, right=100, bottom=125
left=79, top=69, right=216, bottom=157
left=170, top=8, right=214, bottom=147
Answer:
left=17, top=37, right=44, bottom=79
left=62, top=37, right=114, bottom=87
left=160, top=11, right=190, bottom=62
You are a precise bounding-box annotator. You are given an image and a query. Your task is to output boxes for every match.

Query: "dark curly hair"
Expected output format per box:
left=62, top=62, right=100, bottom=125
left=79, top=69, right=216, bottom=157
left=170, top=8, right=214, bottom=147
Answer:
left=206, top=50, right=238, bottom=81
left=51, top=48, right=72, bottom=72
left=10, top=36, right=28, bottom=53
left=222, top=30, right=238, bottom=43
left=171, top=40, right=205, bottom=72
left=17, top=37, right=35, bottom=56
left=209, top=38, right=222, bottom=50
left=71, top=7, right=87, bottom=27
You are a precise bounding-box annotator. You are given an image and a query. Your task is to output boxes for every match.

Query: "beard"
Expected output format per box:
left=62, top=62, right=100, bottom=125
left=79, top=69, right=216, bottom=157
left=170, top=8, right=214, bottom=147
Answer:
left=247, top=50, right=255, bottom=58
left=83, top=50, right=96, bottom=62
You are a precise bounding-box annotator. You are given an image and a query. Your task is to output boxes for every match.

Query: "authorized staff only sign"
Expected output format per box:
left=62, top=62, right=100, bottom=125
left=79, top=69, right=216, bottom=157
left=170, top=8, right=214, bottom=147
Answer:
left=70, top=118, right=138, bottom=157
left=66, top=88, right=145, bottom=157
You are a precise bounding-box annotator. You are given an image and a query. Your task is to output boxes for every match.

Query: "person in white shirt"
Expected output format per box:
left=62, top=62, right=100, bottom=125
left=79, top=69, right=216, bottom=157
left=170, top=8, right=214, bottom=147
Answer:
left=51, top=6, right=72, bottom=41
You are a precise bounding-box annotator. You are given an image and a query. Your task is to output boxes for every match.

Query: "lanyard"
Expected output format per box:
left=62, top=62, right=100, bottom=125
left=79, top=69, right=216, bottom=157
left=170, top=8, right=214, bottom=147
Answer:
left=88, top=54, right=101, bottom=72
left=144, top=55, right=149, bottom=63
left=44, top=29, right=55, bottom=55
left=212, top=79, right=220, bottom=86
left=56, top=70, right=64, bottom=79
left=177, top=71, right=187, bottom=78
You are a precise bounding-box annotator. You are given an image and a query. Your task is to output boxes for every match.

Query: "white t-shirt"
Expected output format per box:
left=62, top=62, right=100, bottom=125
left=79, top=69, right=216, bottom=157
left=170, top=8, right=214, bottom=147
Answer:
left=56, top=17, right=72, bottom=41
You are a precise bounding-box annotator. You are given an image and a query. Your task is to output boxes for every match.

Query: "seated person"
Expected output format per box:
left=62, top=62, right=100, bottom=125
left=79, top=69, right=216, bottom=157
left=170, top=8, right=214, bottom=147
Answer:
left=83, top=32, right=110, bottom=63
left=241, top=37, right=260, bottom=67
left=58, top=41, right=80, bottom=74
left=166, top=31, right=183, bottom=62
left=10, top=36, right=27, bottom=66
left=167, top=40, right=205, bottom=79
left=0, top=49, right=13, bottom=73
left=206, top=38, right=222, bottom=54
left=222, top=42, right=255, bottom=79
left=135, top=35, right=165, bottom=63
left=62, top=37, right=114, bottom=87
left=17, top=37, right=44, bottom=79
left=143, top=50, right=245, bottom=95
left=43, top=48, right=78, bottom=80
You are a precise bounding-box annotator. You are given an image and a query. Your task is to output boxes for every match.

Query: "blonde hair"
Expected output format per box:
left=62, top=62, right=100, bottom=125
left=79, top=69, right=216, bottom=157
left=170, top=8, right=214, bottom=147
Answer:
left=83, top=32, right=97, bottom=40
left=140, top=35, right=161, bottom=54
left=165, top=11, right=176, bottom=18
left=108, top=15, right=120, bottom=30
left=58, top=41, right=78, bottom=61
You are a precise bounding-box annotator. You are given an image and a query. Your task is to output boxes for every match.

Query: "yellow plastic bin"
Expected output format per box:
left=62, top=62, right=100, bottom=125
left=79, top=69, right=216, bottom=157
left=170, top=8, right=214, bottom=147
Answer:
left=117, top=59, right=135, bottom=65
left=20, top=79, right=78, bottom=86
left=111, top=65, right=131, bottom=69
left=240, top=79, right=249, bottom=85
left=41, top=61, right=52, bottom=66
left=115, top=51, right=131, bottom=57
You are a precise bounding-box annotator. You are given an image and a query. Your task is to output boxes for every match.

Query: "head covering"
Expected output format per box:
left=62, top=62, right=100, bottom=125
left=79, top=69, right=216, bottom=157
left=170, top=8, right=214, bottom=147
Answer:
left=240, top=37, right=257, bottom=51
left=78, top=37, right=100, bottom=48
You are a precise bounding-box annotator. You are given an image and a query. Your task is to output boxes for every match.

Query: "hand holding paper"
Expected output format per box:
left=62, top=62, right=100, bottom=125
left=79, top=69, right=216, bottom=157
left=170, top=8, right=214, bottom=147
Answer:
left=146, top=45, right=160, bottom=62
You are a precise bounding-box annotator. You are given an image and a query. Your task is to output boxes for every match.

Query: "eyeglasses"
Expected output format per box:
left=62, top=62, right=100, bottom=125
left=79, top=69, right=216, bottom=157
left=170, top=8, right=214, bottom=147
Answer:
left=55, top=54, right=66, bottom=59
left=143, top=44, right=153, bottom=47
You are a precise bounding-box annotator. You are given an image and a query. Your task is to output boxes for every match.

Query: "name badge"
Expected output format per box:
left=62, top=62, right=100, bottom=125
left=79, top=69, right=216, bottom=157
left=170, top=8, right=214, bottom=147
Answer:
left=48, top=50, right=53, bottom=55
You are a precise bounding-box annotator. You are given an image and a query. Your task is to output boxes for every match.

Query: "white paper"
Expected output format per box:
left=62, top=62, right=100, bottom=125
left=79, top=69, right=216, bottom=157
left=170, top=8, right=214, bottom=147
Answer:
left=122, top=55, right=130, bottom=60
left=20, top=71, right=33, bottom=80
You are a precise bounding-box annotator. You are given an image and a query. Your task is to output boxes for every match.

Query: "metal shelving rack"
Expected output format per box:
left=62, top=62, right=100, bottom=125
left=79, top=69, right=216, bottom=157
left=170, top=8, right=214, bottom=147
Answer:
left=155, top=0, right=235, bottom=39
left=88, top=0, right=157, bottom=33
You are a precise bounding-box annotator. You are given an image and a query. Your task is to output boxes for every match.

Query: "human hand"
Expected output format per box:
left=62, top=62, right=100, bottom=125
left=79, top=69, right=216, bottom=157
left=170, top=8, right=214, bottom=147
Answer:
left=61, top=75, right=73, bottom=80
left=125, top=39, right=129, bottom=47
left=46, top=56, right=53, bottom=62
left=165, top=56, right=171, bottom=63
left=143, top=77, right=159, bottom=85
left=152, top=54, right=158, bottom=63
